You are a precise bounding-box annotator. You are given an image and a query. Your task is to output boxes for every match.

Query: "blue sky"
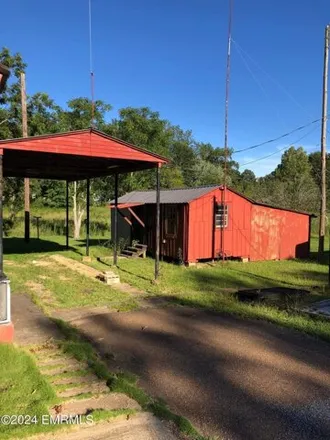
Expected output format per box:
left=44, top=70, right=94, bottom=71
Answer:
left=1, top=0, right=329, bottom=176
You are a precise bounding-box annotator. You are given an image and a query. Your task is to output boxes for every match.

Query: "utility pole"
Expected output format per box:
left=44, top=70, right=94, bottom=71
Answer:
left=20, top=72, right=30, bottom=242
left=318, top=25, right=329, bottom=258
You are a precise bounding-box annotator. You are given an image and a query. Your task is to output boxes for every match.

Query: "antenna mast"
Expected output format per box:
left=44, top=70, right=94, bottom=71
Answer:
left=89, top=0, right=95, bottom=127
left=221, top=0, right=233, bottom=261
left=224, top=0, right=233, bottom=177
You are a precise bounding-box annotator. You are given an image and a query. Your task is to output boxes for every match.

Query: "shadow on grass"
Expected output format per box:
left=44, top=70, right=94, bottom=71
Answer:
left=117, top=265, right=152, bottom=282
left=3, top=237, right=72, bottom=255
left=309, top=250, right=329, bottom=265
left=75, top=238, right=111, bottom=248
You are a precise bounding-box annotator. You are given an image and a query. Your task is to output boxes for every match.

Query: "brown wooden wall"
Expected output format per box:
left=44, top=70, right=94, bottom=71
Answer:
left=130, top=204, right=186, bottom=261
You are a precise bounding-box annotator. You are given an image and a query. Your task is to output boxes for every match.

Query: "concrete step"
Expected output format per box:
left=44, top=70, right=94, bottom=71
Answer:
left=37, top=356, right=74, bottom=367
left=121, top=250, right=139, bottom=258
left=58, top=382, right=109, bottom=398
left=42, top=363, right=87, bottom=376
left=51, top=374, right=104, bottom=386
left=49, top=393, right=141, bottom=417
left=30, top=413, right=180, bottom=440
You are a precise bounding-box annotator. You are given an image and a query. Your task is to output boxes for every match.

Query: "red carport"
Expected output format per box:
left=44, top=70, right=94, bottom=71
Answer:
left=0, top=128, right=169, bottom=342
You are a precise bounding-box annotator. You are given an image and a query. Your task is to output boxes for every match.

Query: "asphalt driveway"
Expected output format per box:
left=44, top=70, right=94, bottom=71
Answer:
left=71, top=306, right=330, bottom=440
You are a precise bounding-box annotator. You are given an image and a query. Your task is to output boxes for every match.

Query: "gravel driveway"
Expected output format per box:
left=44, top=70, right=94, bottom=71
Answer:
left=71, top=306, right=330, bottom=440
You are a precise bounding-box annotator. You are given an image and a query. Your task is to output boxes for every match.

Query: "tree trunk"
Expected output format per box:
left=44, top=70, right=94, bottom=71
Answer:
left=72, top=181, right=85, bottom=240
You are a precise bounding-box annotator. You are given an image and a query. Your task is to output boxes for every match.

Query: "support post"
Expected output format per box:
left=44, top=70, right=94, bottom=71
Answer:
left=113, top=173, right=119, bottom=266
left=155, top=164, right=161, bottom=280
left=66, top=181, right=69, bottom=249
left=21, top=73, right=30, bottom=243
left=86, top=179, right=90, bottom=257
left=319, top=25, right=329, bottom=258
left=0, top=154, right=3, bottom=276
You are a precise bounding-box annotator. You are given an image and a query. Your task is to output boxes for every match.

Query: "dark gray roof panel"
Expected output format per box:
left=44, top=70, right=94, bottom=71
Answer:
left=116, top=185, right=219, bottom=204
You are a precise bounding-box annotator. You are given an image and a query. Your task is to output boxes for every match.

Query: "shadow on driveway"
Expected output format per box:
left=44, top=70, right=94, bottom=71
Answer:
left=67, top=306, right=330, bottom=440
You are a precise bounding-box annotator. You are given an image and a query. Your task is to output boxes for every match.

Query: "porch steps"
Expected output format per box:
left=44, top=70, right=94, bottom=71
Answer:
left=120, top=244, right=147, bottom=259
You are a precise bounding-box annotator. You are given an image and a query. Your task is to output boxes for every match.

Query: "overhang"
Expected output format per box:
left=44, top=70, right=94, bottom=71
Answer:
left=0, top=128, right=169, bottom=180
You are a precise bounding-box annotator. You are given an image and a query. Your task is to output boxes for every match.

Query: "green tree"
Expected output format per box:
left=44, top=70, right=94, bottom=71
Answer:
left=255, top=147, right=319, bottom=212
left=235, top=169, right=256, bottom=196
left=190, top=159, right=224, bottom=186
left=59, top=97, right=111, bottom=131
left=108, top=107, right=187, bottom=191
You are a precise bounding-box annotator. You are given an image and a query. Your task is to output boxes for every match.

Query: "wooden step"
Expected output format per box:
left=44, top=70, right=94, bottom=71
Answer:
left=127, top=247, right=146, bottom=256
left=135, top=244, right=147, bottom=249
left=121, top=250, right=139, bottom=258
left=127, top=246, right=140, bottom=252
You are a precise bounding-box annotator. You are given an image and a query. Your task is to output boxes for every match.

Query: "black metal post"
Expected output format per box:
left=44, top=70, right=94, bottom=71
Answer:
left=86, top=179, right=90, bottom=257
left=0, top=155, right=3, bottom=276
left=113, top=173, right=118, bottom=266
left=155, top=164, right=161, bottom=280
left=66, top=181, right=69, bottom=249
left=328, top=222, right=330, bottom=286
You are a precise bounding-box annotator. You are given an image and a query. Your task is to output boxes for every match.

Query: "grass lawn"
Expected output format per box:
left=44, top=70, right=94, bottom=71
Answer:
left=3, top=235, right=136, bottom=313
left=5, top=206, right=110, bottom=238
left=87, top=235, right=330, bottom=343
left=0, top=344, right=57, bottom=439
left=3, top=231, right=330, bottom=342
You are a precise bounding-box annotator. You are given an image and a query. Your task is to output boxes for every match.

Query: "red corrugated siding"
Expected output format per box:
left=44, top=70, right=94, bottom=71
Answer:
left=187, top=188, right=252, bottom=262
left=1, top=132, right=164, bottom=163
left=250, top=205, right=310, bottom=261
left=187, top=188, right=310, bottom=262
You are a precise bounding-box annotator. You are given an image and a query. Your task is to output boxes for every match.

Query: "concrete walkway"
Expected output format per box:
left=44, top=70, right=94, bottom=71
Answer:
left=11, top=295, right=180, bottom=440
left=30, top=413, right=179, bottom=440
left=69, top=306, right=330, bottom=440
left=12, top=294, right=63, bottom=345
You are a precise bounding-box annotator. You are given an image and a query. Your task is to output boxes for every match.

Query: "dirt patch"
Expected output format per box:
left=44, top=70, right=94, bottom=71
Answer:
left=38, top=275, right=51, bottom=280
left=58, top=275, right=72, bottom=282
left=32, top=259, right=54, bottom=267
left=4, top=260, right=25, bottom=267
left=25, top=281, right=55, bottom=305
left=50, top=255, right=102, bottom=279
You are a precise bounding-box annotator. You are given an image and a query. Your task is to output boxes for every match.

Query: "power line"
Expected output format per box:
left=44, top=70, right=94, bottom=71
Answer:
left=233, top=38, right=330, bottom=139
left=231, top=39, right=314, bottom=118
left=233, top=118, right=322, bottom=154
left=233, top=40, right=288, bottom=131
left=239, top=124, right=320, bottom=167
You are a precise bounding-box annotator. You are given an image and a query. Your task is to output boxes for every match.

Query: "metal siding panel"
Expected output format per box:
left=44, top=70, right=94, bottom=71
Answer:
left=1, top=132, right=163, bottom=163
left=251, top=206, right=310, bottom=261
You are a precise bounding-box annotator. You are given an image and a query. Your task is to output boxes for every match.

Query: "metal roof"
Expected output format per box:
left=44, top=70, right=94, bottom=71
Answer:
left=115, top=185, right=220, bottom=204
left=114, top=185, right=315, bottom=216
left=0, top=128, right=169, bottom=180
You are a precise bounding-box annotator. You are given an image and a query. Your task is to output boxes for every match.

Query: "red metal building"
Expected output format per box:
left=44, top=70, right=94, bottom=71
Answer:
left=112, top=185, right=313, bottom=264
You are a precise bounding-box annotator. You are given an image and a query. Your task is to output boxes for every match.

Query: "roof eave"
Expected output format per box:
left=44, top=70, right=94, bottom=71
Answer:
left=0, top=128, right=170, bottom=165
left=225, top=186, right=315, bottom=217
